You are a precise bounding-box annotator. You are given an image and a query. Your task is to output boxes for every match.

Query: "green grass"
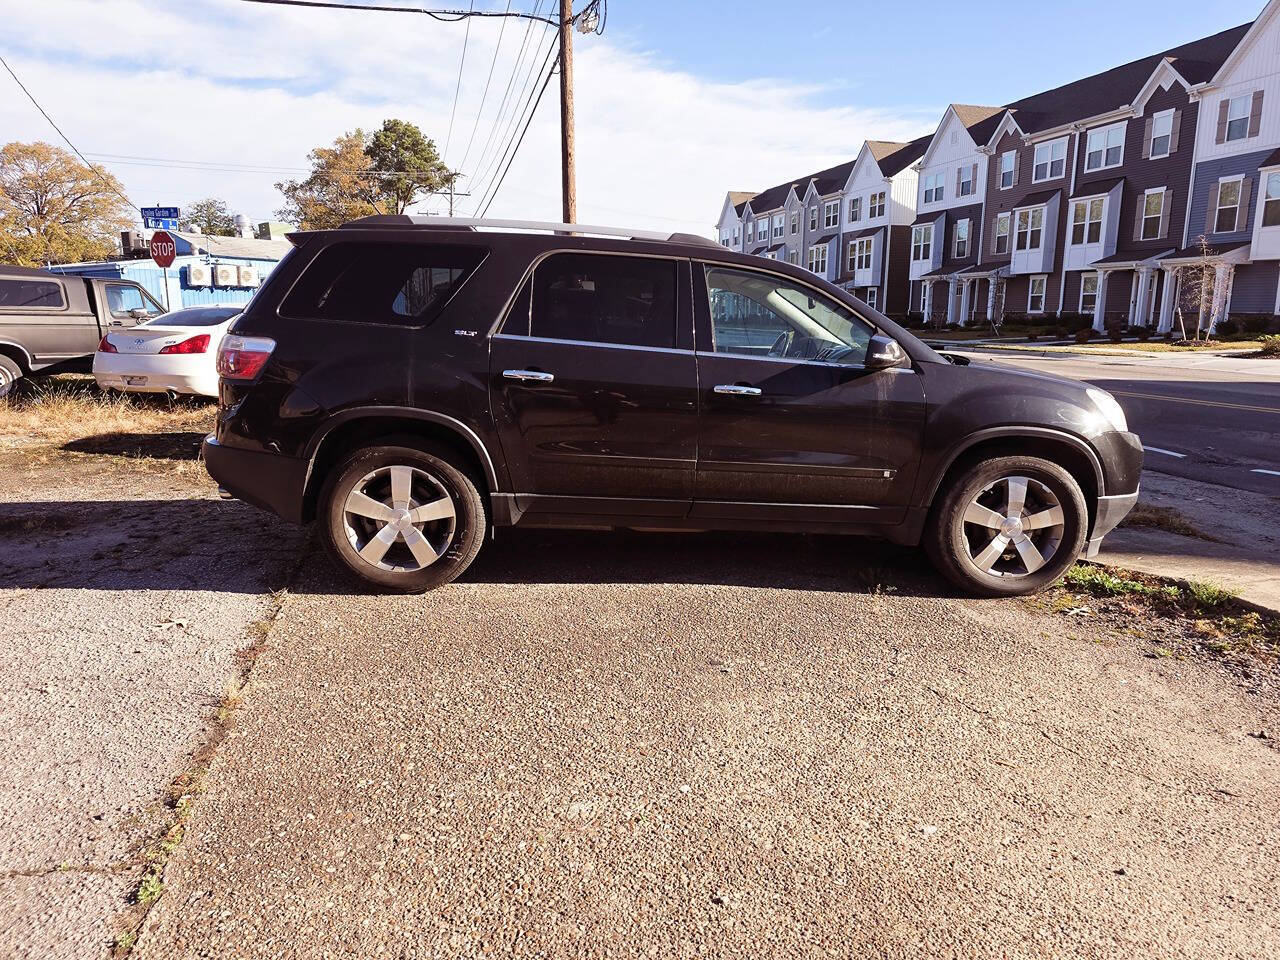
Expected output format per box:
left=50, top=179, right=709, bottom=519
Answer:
left=136, top=872, right=163, bottom=906
left=1063, top=565, right=1180, bottom=600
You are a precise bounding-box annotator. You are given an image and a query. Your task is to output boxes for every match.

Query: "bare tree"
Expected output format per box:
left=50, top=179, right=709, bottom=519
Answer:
left=1172, top=236, right=1227, bottom=341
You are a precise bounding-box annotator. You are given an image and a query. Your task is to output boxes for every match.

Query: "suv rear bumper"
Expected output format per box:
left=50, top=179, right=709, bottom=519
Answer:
left=1082, top=489, right=1139, bottom=558
left=203, top=434, right=308, bottom=524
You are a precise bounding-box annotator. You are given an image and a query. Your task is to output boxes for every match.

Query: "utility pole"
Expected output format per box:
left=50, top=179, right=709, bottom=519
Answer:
left=559, top=0, right=577, bottom=224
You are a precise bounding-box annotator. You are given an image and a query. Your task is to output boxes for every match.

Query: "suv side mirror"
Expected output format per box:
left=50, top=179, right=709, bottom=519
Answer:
left=864, top=334, right=907, bottom=370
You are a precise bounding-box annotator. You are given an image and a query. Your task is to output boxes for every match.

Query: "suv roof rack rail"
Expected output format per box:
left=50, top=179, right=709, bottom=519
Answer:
left=337, top=215, right=720, bottom=248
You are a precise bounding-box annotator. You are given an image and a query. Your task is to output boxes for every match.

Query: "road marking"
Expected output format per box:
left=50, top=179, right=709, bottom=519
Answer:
left=1111, top=390, right=1280, bottom=416
left=1143, top=446, right=1187, bottom=458
left=1250, top=469, right=1280, bottom=477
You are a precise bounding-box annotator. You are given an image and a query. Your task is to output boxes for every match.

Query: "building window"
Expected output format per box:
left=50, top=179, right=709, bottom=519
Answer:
left=1216, top=178, right=1243, bottom=233
left=1032, top=137, right=1067, bottom=181
left=787, top=249, right=799, bottom=265
left=994, top=212, right=1011, bottom=254
left=1226, top=94, right=1251, bottom=142
left=999, top=150, right=1016, bottom=189
left=1028, top=275, right=1047, bottom=313
left=1070, top=198, right=1104, bottom=245
left=722, top=237, right=730, bottom=247
left=1085, top=123, right=1125, bottom=171
left=732, top=228, right=740, bottom=245
left=1150, top=111, right=1174, bottom=159
left=809, top=207, right=818, bottom=231
left=790, top=212, right=798, bottom=235
left=958, top=165, right=974, bottom=197
left=911, top=224, right=932, bottom=262
left=849, top=197, right=861, bottom=222
left=773, top=214, right=784, bottom=239
left=865, top=287, right=878, bottom=310
left=953, top=219, right=970, bottom=259
left=1080, top=272, right=1099, bottom=313
left=869, top=192, right=886, bottom=218
left=1015, top=207, right=1044, bottom=250
left=823, top=200, right=840, bottom=228
left=808, top=244, right=828, bottom=275
left=922, top=173, right=944, bottom=204
left=853, top=237, right=873, bottom=271
left=1141, top=189, right=1165, bottom=240
left=1264, top=172, right=1280, bottom=228
left=747, top=222, right=756, bottom=243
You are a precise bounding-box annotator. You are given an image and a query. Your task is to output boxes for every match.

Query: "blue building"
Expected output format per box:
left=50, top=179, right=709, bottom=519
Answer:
left=49, top=232, right=291, bottom=311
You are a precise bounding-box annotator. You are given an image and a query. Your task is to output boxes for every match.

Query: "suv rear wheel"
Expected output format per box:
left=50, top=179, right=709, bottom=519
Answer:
left=926, top=455, right=1087, bottom=597
left=319, top=442, right=486, bottom=592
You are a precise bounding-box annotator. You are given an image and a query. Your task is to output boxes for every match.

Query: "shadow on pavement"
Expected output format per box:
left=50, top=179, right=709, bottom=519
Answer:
left=0, top=499, right=951, bottom=598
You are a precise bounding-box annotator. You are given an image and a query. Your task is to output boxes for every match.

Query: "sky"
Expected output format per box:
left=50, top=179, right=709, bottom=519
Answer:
left=0, top=0, right=1267, bottom=239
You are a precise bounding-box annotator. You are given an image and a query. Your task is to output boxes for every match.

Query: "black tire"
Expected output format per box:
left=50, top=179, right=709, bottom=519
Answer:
left=0, top=355, right=23, bottom=400
left=319, top=441, right=486, bottom=593
left=925, top=455, right=1087, bottom=597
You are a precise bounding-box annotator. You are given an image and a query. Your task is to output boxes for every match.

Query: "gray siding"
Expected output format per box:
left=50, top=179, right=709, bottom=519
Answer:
left=1186, top=147, right=1274, bottom=245
left=1229, top=261, right=1280, bottom=314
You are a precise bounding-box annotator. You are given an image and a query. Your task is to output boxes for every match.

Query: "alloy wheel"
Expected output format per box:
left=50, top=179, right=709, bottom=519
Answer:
left=341, top=465, right=457, bottom=573
left=961, top=475, right=1065, bottom=578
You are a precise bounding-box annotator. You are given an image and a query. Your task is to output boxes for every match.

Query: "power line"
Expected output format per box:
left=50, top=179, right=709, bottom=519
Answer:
left=441, top=0, right=475, bottom=165
left=0, top=54, right=140, bottom=213
left=477, top=36, right=560, bottom=216
left=456, top=0, right=513, bottom=173
left=236, top=0, right=556, bottom=25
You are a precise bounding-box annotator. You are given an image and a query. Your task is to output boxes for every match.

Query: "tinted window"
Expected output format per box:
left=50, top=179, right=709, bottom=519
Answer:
left=524, top=253, right=676, bottom=348
left=281, top=242, right=484, bottom=326
left=142, top=306, right=240, bottom=327
left=704, top=266, right=873, bottom=364
left=0, top=278, right=65, bottom=310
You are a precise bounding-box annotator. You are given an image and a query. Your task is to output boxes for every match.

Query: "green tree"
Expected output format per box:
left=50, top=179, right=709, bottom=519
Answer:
left=183, top=197, right=237, bottom=235
left=274, top=120, right=453, bottom=230
left=0, top=141, right=135, bottom=266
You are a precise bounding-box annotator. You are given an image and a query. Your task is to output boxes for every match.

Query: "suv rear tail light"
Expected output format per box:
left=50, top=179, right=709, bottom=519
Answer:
left=97, top=336, right=117, bottom=354
left=159, top=334, right=211, bottom=355
left=216, top=335, right=276, bottom=381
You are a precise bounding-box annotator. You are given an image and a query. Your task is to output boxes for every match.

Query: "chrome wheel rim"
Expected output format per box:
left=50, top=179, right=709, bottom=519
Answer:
left=342, top=465, right=457, bottom=573
left=962, top=475, right=1065, bottom=579
left=0, top=367, right=13, bottom=398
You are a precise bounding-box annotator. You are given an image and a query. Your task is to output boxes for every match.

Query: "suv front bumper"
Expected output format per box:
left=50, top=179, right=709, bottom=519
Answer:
left=203, top=434, right=308, bottom=524
left=1082, top=489, right=1139, bottom=558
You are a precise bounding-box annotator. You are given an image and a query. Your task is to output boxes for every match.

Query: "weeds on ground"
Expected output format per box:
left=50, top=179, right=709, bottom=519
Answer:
left=1255, top=334, right=1280, bottom=358
left=1120, top=503, right=1217, bottom=541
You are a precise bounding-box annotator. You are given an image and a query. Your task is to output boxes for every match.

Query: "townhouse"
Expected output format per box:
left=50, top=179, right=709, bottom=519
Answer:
left=908, top=105, right=1005, bottom=325
left=714, top=0, right=1280, bottom=332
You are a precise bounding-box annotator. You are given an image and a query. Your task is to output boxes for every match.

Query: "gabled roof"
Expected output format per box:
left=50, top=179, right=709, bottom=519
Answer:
left=728, top=191, right=754, bottom=216
left=951, top=104, right=1006, bottom=146
left=1001, top=23, right=1251, bottom=136
left=1209, top=0, right=1279, bottom=86
left=869, top=136, right=932, bottom=177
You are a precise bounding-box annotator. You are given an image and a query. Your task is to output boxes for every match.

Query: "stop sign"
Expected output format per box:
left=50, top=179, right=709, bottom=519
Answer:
left=149, top=230, right=177, bottom=268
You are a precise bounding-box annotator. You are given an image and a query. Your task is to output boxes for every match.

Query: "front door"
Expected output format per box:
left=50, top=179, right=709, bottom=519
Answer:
left=489, top=251, right=697, bottom=518
left=692, top=262, right=926, bottom=525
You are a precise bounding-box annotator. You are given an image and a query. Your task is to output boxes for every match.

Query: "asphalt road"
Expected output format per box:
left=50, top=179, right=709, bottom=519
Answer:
left=955, top=349, right=1280, bottom=496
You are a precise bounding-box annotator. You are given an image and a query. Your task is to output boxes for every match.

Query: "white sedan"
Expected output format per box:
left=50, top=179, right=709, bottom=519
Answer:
left=94, top=305, right=242, bottom=398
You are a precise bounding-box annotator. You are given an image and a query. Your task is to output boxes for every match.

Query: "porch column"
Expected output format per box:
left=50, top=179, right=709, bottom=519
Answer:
left=1132, top=267, right=1153, bottom=327
left=1208, top=264, right=1233, bottom=334
left=945, top=278, right=958, bottom=325
left=1157, top=267, right=1177, bottom=334
left=986, top=276, right=997, bottom=321
left=958, top=280, right=972, bottom=328
left=1092, top=270, right=1109, bottom=333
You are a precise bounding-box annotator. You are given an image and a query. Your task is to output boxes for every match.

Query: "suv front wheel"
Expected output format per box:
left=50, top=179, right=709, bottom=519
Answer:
left=319, top=442, right=486, bottom=592
left=926, top=455, right=1087, bottom=597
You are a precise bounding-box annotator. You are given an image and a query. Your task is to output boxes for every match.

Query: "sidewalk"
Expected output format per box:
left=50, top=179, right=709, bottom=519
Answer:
left=1098, top=471, right=1280, bottom=614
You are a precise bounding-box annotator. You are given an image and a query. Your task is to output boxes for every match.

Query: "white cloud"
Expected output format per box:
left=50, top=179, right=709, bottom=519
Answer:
left=0, top=0, right=940, bottom=237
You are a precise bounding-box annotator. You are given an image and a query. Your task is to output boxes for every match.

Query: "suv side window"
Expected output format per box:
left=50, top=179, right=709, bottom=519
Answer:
left=0, top=277, right=65, bottom=310
left=518, top=253, right=677, bottom=349
left=281, top=241, right=485, bottom=327
left=105, top=283, right=149, bottom=318
left=703, top=265, right=873, bottom=364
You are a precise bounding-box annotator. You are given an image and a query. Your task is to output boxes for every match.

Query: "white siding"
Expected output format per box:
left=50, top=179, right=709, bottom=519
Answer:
left=915, top=110, right=988, bottom=213
left=1195, top=8, right=1280, bottom=161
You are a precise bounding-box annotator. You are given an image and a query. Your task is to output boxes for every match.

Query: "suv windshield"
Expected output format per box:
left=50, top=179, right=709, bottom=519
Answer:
left=142, top=307, right=240, bottom=327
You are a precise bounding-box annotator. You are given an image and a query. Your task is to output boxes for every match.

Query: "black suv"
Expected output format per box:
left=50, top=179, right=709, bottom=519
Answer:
left=204, top=217, right=1141, bottom=596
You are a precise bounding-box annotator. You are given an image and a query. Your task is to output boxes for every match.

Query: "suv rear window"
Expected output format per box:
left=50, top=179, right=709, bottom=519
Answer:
left=281, top=241, right=484, bottom=326
left=514, top=253, right=677, bottom=349
left=0, top=277, right=65, bottom=310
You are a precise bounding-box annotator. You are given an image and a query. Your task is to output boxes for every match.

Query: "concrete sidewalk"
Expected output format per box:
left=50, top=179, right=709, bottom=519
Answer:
left=1098, top=471, right=1280, bottom=613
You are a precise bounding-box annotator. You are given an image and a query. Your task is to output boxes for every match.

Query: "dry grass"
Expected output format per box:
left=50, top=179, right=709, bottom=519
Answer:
left=0, top=376, right=214, bottom=448
left=1121, top=503, right=1218, bottom=541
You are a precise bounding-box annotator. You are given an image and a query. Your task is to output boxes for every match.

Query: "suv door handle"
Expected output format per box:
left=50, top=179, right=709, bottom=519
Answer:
left=713, top=384, right=762, bottom=396
left=503, top=369, right=554, bottom=384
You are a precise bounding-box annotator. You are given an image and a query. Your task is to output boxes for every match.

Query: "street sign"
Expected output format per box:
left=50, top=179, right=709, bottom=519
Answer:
left=149, top=231, right=177, bottom=269
left=141, top=206, right=180, bottom=230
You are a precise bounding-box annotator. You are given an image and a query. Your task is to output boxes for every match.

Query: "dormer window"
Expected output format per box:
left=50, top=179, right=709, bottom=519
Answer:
left=1085, top=123, right=1124, bottom=171
left=1033, top=138, right=1067, bottom=181
left=1015, top=207, right=1044, bottom=250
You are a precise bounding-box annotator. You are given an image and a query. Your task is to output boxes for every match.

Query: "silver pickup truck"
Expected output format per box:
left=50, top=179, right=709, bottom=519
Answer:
left=0, top=266, right=166, bottom=397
